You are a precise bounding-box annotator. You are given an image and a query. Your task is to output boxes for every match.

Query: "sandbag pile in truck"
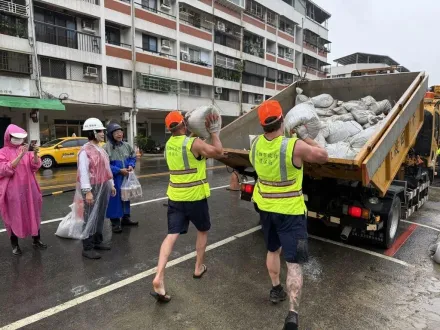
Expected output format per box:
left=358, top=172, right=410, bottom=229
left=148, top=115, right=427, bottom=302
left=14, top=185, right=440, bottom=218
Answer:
left=185, top=104, right=222, bottom=139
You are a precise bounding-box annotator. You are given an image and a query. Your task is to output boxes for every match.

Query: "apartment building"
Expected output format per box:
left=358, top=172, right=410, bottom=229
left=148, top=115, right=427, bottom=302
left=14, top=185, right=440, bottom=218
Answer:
left=328, top=52, right=409, bottom=79
left=0, top=0, right=331, bottom=146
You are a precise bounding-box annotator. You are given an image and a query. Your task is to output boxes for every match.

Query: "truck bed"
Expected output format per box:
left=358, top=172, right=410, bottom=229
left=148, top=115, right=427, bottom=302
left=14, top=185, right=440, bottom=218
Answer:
left=218, top=72, right=428, bottom=196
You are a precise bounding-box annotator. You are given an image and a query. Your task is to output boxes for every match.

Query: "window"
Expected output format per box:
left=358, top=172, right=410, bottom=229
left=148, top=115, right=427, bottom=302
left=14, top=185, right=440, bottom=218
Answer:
left=141, top=0, right=157, bottom=10
left=278, top=71, right=293, bottom=84
left=278, top=46, right=285, bottom=58
left=107, top=68, right=123, bottom=87
left=246, top=0, right=264, bottom=19
left=214, top=34, right=240, bottom=51
left=216, top=54, right=240, bottom=70
left=77, top=139, right=87, bottom=147
left=189, top=48, right=201, bottom=63
left=105, top=25, right=121, bottom=46
left=142, top=34, right=158, bottom=52
left=219, top=88, right=229, bottom=101
left=183, top=82, right=202, bottom=96
left=244, top=61, right=266, bottom=77
left=61, top=140, right=78, bottom=148
left=266, top=10, right=277, bottom=26
left=40, top=57, right=67, bottom=79
left=242, top=73, right=264, bottom=87
left=279, top=18, right=294, bottom=35
left=267, top=68, right=277, bottom=81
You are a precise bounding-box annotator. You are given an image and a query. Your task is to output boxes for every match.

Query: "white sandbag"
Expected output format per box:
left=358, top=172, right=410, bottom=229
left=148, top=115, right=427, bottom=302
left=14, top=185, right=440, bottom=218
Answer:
left=55, top=204, right=84, bottom=240
left=295, top=87, right=309, bottom=105
left=333, top=106, right=349, bottom=115
left=322, top=121, right=363, bottom=144
left=314, top=132, right=327, bottom=148
left=349, top=121, right=384, bottom=149
left=342, top=101, right=368, bottom=113
left=285, top=101, right=321, bottom=139
left=325, top=142, right=358, bottom=159
left=316, top=108, right=335, bottom=117
left=367, top=99, right=392, bottom=115
left=311, top=94, right=334, bottom=108
left=185, top=104, right=222, bottom=139
left=352, top=109, right=376, bottom=125
left=361, top=96, right=376, bottom=106
left=432, top=243, right=440, bottom=264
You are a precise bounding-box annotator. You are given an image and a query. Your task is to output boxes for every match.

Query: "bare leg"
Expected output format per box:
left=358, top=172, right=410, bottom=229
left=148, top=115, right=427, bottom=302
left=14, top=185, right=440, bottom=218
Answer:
left=152, top=234, right=179, bottom=295
left=286, top=262, right=303, bottom=312
left=194, top=230, right=208, bottom=276
left=266, top=248, right=282, bottom=286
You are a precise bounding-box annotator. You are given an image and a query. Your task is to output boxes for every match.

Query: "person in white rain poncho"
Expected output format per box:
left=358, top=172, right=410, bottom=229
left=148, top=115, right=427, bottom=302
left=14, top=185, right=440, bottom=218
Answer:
left=76, top=118, right=116, bottom=259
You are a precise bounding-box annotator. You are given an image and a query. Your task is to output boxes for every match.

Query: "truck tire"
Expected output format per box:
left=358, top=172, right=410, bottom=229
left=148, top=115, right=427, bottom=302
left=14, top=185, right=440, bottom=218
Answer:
left=382, top=196, right=401, bottom=248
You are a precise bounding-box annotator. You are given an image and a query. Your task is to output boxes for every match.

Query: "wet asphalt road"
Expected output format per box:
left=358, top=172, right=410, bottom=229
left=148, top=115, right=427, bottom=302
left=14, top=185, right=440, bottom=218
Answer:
left=0, top=164, right=439, bottom=329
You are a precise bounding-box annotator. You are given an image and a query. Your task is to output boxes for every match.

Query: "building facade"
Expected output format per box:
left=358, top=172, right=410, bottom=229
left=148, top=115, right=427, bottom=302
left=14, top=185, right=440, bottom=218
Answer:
left=0, top=0, right=331, bottom=147
left=327, top=52, right=409, bottom=79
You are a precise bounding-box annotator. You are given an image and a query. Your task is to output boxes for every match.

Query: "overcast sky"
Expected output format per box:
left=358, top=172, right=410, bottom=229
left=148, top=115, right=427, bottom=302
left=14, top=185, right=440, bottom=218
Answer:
left=316, top=0, right=439, bottom=85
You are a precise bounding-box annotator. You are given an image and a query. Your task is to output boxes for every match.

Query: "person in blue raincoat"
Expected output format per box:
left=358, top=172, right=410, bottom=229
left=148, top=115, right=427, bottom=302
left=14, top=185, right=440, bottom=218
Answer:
left=104, top=123, right=139, bottom=233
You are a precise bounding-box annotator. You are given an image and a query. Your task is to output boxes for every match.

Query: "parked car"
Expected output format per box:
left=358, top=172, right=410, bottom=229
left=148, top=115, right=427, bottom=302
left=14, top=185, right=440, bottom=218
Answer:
left=38, top=137, right=104, bottom=169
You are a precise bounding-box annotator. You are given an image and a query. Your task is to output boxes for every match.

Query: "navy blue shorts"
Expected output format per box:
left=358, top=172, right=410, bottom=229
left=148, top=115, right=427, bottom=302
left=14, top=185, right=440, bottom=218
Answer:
left=260, top=211, right=308, bottom=264
left=167, top=199, right=211, bottom=235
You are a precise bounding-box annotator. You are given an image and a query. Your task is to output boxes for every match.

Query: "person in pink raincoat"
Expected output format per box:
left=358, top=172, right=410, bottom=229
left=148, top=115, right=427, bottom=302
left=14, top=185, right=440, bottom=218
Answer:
left=0, top=124, right=47, bottom=256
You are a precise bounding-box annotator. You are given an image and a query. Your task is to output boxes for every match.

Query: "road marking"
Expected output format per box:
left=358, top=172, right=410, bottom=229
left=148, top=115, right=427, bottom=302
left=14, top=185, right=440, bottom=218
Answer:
left=0, top=184, right=234, bottom=234
left=0, top=225, right=260, bottom=330
left=0, top=225, right=414, bottom=329
left=308, top=234, right=414, bottom=268
left=39, top=166, right=224, bottom=191
left=384, top=223, right=418, bottom=257
left=401, top=220, right=440, bottom=232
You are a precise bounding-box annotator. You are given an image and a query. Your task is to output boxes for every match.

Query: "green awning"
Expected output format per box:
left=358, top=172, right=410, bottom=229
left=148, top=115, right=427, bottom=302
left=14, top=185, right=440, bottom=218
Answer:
left=0, top=96, right=65, bottom=111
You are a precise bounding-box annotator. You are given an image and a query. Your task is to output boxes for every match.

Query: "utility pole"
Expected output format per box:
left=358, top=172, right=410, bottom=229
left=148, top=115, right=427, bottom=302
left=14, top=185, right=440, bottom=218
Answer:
left=130, top=0, right=137, bottom=147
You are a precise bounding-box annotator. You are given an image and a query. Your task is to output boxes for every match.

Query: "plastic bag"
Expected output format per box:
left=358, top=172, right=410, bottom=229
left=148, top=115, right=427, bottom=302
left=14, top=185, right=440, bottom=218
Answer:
left=325, top=142, right=358, bottom=159
left=55, top=203, right=84, bottom=239
left=121, top=172, right=143, bottom=201
left=295, top=87, right=309, bottom=105
left=311, top=94, right=334, bottom=108
left=185, top=104, right=222, bottom=139
left=322, top=121, right=363, bottom=144
left=285, top=101, right=321, bottom=139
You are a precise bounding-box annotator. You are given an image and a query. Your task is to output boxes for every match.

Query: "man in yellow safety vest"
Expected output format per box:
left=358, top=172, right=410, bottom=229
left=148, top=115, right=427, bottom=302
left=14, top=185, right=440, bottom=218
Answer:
left=250, top=100, right=328, bottom=330
left=151, top=111, right=223, bottom=302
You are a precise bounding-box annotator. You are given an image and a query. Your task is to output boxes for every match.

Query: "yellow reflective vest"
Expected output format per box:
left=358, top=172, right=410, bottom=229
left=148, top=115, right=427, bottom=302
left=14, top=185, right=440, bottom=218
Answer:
left=165, top=135, right=210, bottom=202
left=250, top=135, right=306, bottom=216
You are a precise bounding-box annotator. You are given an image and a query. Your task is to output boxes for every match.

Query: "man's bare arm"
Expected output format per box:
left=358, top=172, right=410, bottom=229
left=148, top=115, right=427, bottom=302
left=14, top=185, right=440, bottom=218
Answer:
left=294, top=139, right=328, bottom=165
left=192, top=133, right=223, bottom=159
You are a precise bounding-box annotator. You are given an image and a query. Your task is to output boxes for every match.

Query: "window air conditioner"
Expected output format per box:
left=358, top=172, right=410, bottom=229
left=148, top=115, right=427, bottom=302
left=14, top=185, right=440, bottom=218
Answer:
left=161, top=0, right=171, bottom=10
left=215, top=87, right=223, bottom=94
left=82, top=20, right=95, bottom=33
left=84, top=66, right=98, bottom=77
left=181, top=52, right=190, bottom=62
left=161, top=39, right=171, bottom=50
left=217, top=21, right=226, bottom=32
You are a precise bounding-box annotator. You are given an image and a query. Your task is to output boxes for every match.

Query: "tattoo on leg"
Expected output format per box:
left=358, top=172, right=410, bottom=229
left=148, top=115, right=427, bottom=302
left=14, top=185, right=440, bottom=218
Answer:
left=286, top=263, right=303, bottom=312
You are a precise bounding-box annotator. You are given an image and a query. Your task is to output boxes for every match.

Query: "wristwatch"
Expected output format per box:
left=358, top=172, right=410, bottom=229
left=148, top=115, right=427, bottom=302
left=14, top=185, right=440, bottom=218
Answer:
left=81, top=188, right=92, bottom=194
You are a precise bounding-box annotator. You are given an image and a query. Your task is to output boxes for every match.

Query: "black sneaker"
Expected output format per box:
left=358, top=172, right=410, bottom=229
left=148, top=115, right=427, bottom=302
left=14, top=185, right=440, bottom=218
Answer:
left=270, top=285, right=287, bottom=304
left=112, top=225, right=122, bottom=233
left=12, top=245, right=22, bottom=256
left=121, top=217, right=138, bottom=226
left=32, top=240, right=48, bottom=250
left=94, top=243, right=111, bottom=251
left=82, top=249, right=101, bottom=259
left=283, top=311, right=299, bottom=330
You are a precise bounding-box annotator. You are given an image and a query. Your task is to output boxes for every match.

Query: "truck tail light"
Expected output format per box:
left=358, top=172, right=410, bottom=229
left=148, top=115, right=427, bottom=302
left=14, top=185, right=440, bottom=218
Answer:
left=241, top=183, right=254, bottom=194
left=343, top=205, right=370, bottom=220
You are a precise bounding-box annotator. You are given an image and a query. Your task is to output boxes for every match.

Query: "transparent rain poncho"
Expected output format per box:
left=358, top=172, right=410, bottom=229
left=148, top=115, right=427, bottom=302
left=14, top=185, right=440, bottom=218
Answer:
left=55, top=142, right=113, bottom=240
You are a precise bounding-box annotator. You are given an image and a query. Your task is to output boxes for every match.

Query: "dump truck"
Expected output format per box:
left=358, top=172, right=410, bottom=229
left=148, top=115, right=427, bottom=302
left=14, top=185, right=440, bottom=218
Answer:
left=218, top=72, right=436, bottom=248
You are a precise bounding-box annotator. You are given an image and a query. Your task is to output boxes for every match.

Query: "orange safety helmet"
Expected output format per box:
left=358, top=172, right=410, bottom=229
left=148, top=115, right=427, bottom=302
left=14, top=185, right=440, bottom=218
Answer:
left=165, top=111, right=184, bottom=130
left=258, top=100, right=283, bottom=126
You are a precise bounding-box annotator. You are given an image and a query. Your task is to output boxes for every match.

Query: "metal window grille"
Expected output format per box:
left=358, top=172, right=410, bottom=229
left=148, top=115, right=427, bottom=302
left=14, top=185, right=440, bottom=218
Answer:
left=34, top=21, right=101, bottom=54
left=0, top=11, right=27, bottom=38
left=107, top=67, right=131, bottom=88
left=0, top=50, right=31, bottom=74
left=137, top=73, right=178, bottom=93
left=39, top=57, right=102, bottom=83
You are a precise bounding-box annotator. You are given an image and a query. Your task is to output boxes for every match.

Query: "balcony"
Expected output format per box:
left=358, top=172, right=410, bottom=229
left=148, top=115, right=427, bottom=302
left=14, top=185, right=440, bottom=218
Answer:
left=137, top=73, right=178, bottom=93
left=214, top=66, right=240, bottom=83
left=134, top=1, right=176, bottom=20
left=215, top=0, right=245, bottom=11
left=0, top=11, right=27, bottom=38
left=35, top=21, right=101, bottom=54
left=0, top=0, right=28, bottom=17
left=81, top=0, right=100, bottom=4
left=136, top=46, right=176, bottom=60
left=243, top=42, right=264, bottom=59
left=0, top=50, right=31, bottom=74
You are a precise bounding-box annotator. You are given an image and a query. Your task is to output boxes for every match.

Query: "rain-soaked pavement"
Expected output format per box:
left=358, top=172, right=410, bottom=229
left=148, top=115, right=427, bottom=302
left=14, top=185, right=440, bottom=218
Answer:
left=0, top=159, right=439, bottom=330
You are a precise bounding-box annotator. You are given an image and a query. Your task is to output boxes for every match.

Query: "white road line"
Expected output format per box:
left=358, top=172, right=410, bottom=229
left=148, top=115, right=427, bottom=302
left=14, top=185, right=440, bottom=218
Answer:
left=401, top=220, right=440, bottom=232
left=0, top=184, right=233, bottom=234
left=0, top=225, right=259, bottom=330
left=309, top=234, right=414, bottom=268
left=1, top=225, right=414, bottom=329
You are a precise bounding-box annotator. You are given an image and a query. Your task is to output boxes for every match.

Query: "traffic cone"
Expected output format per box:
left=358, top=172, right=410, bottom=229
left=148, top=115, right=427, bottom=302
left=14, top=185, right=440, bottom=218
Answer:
left=227, top=172, right=240, bottom=191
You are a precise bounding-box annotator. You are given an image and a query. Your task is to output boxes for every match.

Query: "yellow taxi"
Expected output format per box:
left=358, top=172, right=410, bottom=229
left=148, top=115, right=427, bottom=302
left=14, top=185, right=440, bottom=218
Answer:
left=39, top=137, right=105, bottom=169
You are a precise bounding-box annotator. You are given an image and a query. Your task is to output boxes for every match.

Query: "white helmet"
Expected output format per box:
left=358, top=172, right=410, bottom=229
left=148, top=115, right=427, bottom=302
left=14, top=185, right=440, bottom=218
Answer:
left=83, top=118, right=105, bottom=131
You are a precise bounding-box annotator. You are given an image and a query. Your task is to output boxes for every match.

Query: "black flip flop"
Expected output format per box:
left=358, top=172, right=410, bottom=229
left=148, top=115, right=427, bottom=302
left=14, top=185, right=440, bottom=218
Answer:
left=150, top=291, right=171, bottom=303
left=193, top=264, right=207, bottom=279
